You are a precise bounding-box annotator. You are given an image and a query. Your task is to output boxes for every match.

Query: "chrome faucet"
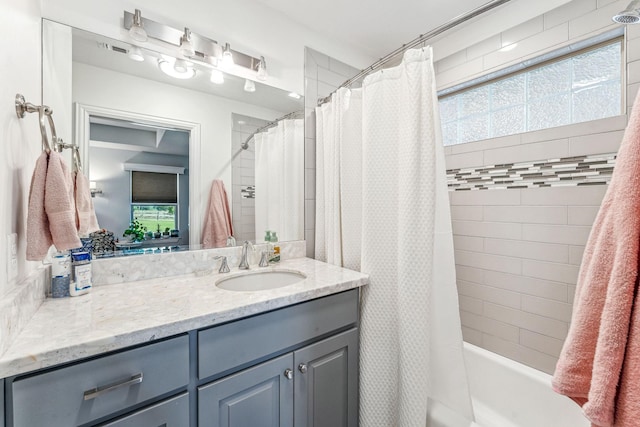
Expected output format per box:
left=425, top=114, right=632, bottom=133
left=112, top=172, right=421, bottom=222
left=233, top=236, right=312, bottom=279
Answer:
left=239, top=241, right=254, bottom=269
left=213, top=256, right=230, bottom=273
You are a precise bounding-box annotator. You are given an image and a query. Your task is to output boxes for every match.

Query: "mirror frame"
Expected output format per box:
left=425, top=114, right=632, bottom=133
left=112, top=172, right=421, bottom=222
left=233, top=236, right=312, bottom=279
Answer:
left=74, top=103, right=202, bottom=246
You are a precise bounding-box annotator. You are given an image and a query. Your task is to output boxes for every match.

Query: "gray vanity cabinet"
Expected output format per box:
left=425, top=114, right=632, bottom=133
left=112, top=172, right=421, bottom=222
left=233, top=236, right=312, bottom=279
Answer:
left=1, top=379, right=4, bottom=427
left=198, top=354, right=294, bottom=427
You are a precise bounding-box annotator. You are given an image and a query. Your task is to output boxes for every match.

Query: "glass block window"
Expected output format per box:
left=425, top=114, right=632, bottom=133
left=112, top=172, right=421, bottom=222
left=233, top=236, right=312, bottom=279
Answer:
left=439, top=39, right=622, bottom=146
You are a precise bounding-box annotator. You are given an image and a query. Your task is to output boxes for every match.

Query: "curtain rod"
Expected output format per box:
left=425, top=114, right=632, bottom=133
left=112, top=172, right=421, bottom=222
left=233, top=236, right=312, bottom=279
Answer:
left=317, top=0, right=513, bottom=106
left=241, top=109, right=304, bottom=150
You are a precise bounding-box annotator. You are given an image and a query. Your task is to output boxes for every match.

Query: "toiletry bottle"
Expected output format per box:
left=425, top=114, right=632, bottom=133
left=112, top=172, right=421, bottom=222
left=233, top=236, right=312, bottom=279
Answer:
left=264, top=230, right=273, bottom=259
left=51, top=251, right=71, bottom=298
left=70, top=251, right=92, bottom=296
left=270, top=232, right=280, bottom=263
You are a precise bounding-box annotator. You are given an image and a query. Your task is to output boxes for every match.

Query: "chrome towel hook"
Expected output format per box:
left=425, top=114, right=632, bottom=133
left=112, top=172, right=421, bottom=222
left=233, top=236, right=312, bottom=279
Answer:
left=15, top=93, right=56, bottom=153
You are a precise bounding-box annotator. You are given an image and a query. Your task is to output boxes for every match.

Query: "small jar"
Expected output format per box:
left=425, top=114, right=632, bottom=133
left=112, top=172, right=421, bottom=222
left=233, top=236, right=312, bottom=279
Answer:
left=51, top=251, right=71, bottom=298
left=70, top=251, right=92, bottom=297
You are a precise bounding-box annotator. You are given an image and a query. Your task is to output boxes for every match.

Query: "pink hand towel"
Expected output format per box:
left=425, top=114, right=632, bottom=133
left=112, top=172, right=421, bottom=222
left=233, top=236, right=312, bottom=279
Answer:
left=26, top=152, right=53, bottom=261
left=552, top=89, right=640, bottom=426
left=201, top=179, right=233, bottom=249
left=74, top=170, right=100, bottom=235
left=45, top=151, right=81, bottom=251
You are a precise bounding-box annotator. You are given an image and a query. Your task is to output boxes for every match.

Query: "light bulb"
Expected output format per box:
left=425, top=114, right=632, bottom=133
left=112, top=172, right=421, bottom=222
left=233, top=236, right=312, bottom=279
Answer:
left=129, top=9, right=148, bottom=43
left=127, top=46, right=144, bottom=62
left=257, top=56, right=268, bottom=81
left=222, top=43, right=234, bottom=67
left=158, top=59, right=195, bottom=79
left=210, top=69, right=224, bottom=84
left=244, top=79, right=256, bottom=92
left=288, top=92, right=301, bottom=99
left=179, top=28, right=195, bottom=57
left=174, top=58, right=189, bottom=73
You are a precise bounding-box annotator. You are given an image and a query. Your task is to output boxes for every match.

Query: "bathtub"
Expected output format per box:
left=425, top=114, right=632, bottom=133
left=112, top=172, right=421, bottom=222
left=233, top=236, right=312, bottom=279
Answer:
left=427, top=342, right=589, bottom=427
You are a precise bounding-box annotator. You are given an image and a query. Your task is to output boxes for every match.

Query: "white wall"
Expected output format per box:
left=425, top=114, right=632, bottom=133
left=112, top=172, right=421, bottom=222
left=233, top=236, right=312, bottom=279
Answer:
left=41, top=0, right=376, bottom=95
left=0, top=0, right=43, bottom=298
left=73, top=61, right=285, bottom=244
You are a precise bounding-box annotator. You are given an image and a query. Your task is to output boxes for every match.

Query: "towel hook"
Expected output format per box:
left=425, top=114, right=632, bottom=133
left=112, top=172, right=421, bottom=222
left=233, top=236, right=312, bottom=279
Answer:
left=15, top=93, right=55, bottom=153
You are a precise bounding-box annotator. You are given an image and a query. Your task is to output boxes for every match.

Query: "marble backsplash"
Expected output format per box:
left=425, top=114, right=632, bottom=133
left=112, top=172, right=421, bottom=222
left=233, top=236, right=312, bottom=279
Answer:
left=92, top=240, right=307, bottom=286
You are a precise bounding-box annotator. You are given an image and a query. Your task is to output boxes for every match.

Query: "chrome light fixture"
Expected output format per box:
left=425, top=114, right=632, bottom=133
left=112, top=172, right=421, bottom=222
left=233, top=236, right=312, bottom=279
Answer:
left=222, top=43, right=234, bottom=67
left=129, top=9, right=148, bottom=42
left=613, top=0, right=640, bottom=23
left=257, top=56, right=268, bottom=81
left=158, top=58, right=196, bottom=79
left=127, top=46, right=144, bottom=62
left=173, top=58, right=190, bottom=73
left=210, top=69, right=224, bottom=84
left=179, top=28, right=195, bottom=57
left=244, top=79, right=256, bottom=92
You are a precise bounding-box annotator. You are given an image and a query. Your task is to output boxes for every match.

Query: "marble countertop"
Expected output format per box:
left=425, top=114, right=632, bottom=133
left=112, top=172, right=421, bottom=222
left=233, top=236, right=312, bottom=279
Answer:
left=0, top=258, right=368, bottom=378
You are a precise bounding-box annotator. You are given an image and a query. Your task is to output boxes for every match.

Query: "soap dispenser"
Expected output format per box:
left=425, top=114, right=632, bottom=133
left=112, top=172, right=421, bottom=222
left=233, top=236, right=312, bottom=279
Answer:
left=270, top=232, right=280, bottom=263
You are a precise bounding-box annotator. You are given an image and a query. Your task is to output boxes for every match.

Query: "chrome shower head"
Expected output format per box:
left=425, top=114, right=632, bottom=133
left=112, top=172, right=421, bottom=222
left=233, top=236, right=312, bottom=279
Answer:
left=613, top=0, right=640, bottom=24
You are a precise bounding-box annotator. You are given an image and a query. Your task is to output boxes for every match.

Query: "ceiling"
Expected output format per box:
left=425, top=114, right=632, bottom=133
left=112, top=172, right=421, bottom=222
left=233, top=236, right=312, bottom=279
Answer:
left=251, top=0, right=494, bottom=58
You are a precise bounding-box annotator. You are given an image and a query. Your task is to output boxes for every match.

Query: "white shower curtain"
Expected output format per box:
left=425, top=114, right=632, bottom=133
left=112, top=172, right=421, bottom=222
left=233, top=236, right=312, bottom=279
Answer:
left=254, top=119, right=304, bottom=242
left=315, top=48, right=474, bottom=426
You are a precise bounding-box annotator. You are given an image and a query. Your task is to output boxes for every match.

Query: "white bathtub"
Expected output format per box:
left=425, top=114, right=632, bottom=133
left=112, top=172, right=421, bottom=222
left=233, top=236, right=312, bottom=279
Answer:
left=427, top=342, right=589, bottom=427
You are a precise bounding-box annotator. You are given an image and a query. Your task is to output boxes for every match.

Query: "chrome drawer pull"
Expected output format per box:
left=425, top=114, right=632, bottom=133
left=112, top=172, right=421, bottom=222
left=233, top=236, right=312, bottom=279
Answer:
left=83, top=373, right=144, bottom=401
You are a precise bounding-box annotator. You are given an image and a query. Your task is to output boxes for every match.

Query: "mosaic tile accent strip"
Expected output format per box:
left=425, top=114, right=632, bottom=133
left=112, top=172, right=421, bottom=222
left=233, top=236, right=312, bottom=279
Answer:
left=241, top=185, right=255, bottom=199
left=447, top=153, right=616, bottom=191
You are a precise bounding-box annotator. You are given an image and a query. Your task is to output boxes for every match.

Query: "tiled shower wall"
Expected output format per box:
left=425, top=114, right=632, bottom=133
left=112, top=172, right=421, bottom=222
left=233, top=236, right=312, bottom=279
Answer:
left=436, top=0, right=640, bottom=373
left=304, top=48, right=359, bottom=257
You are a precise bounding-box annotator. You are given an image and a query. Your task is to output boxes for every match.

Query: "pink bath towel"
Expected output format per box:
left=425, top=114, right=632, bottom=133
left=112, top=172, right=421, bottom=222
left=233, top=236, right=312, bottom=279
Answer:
left=45, top=151, right=81, bottom=251
left=26, top=152, right=53, bottom=261
left=74, top=170, right=100, bottom=236
left=201, top=179, right=234, bottom=249
left=552, top=89, right=640, bottom=426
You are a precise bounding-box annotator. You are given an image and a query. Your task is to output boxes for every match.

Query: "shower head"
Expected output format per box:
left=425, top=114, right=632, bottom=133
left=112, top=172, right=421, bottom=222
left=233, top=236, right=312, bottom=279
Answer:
left=613, top=0, right=640, bottom=24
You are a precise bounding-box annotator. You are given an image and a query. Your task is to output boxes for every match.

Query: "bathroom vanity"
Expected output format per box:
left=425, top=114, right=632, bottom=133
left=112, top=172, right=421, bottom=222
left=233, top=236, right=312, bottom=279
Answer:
left=0, top=258, right=367, bottom=427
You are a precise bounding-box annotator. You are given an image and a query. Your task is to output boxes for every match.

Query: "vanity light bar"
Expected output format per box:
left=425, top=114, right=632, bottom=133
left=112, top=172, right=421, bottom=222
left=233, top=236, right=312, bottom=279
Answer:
left=123, top=10, right=263, bottom=72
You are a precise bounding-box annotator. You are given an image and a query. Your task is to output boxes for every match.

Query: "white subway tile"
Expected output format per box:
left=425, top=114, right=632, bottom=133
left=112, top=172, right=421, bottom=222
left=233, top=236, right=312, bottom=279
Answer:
left=568, top=206, right=599, bottom=225
left=522, top=259, right=580, bottom=284
left=318, top=67, right=348, bottom=88
left=483, top=24, right=569, bottom=71
left=568, top=284, right=577, bottom=304
left=305, top=230, right=315, bottom=258
left=484, top=270, right=569, bottom=302
left=453, top=235, right=484, bottom=252
left=317, top=81, right=338, bottom=99
left=628, top=82, right=640, bottom=108
left=305, top=168, right=316, bottom=200
left=484, top=302, right=569, bottom=339
left=545, top=0, right=597, bottom=30
left=483, top=206, right=567, bottom=225
left=568, top=130, right=623, bottom=156
left=458, top=280, right=522, bottom=309
left=462, top=326, right=483, bottom=346
left=437, top=57, right=484, bottom=90
left=461, top=310, right=520, bottom=342
left=459, top=294, right=484, bottom=315
left=450, top=205, right=484, bottom=221
left=453, top=220, right=522, bottom=240
left=521, top=186, right=607, bottom=206
left=483, top=334, right=559, bottom=374
left=449, top=188, right=521, bottom=206
left=597, top=0, right=620, bottom=6
left=522, top=294, right=573, bottom=322
left=484, top=238, right=569, bottom=263
left=627, top=37, right=640, bottom=63
left=450, top=134, right=520, bottom=155
left=627, top=22, right=640, bottom=40
left=568, top=2, right=620, bottom=38
left=520, top=329, right=565, bottom=357
left=328, top=57, right=359, bottom=78
left=467, top=35, right=502, bottom=60
left=569, top=245, right=585, bottom=265
left=305, top=137, right=316, bottom=170
left=502, top=16, right=545, bottom=45
left=628, top=60, right=640, bottom=85
left=520, top=115, right=627, bottom=144
left=522, top=223, right=592, bottom=245
left=484, top=139, right=570, bottom=165
left=445, top=151, right=484, bottom=170
left=305, top=200, right=315, bottom=231
left=455, top=250, right=522, bottom=275
left=435, top=50, right=467, bottom=73
left=456, top=265, right=485, bottom=283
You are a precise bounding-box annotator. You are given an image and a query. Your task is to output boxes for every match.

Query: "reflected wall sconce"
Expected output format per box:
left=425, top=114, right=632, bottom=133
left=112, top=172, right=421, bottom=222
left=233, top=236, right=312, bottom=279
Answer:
left=210, top=69, right=224, bottom=84
left=222, top=43, right=234, bottom=67
left=128, top=9, right=148, bottom=42
left=257, top=56, right=268, bottom=81
left=244, top=79, right=256, bottom=92
left=158, top=58, right=196, bottom=79
left=179, top=28, right=195, bottom=57
left=90, top=181, right=103, bottom=197
left=127, top=46, right=145, bottom=61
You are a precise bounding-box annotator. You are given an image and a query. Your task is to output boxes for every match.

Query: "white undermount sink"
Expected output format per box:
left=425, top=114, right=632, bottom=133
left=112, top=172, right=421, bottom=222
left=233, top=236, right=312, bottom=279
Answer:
left=215, top=269, right=307, bottom=292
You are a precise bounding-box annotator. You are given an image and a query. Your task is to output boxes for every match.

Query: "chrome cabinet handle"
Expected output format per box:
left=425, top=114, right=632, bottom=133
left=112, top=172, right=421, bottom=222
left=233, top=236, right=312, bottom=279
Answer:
left=298, top=363, right=307, bottom=374
left=83, top=373, right=144, bottom=401
left=284, top=369, right=294, bottom=380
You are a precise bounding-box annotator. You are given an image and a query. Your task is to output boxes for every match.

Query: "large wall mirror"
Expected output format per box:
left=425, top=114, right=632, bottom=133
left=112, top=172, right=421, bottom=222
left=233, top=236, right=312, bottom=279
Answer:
left=42, top=19, right=304, bottom=257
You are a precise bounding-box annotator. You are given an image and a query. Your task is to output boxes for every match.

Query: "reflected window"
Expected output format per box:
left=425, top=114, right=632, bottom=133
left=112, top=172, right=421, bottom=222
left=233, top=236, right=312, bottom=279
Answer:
left=130, top=171, right=178, bottom=232
left=439, top=38, right=622, bottom=146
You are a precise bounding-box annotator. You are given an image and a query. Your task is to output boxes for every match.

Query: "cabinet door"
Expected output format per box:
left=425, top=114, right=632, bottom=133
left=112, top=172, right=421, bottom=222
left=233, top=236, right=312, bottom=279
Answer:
left=294, top=328, right=359, bottom=427
left=198, top=354, right=294, bottom=427
left=99, top=393, right=189, bottom=427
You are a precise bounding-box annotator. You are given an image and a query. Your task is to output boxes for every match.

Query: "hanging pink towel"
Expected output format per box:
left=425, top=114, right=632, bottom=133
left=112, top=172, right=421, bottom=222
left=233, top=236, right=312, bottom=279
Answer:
left=552, top=89, right=640, bottom=426
left=74, top=170, right=100, bottom=235
left=201, top=179, right=234, bottom=248
left=46, top=151, right=81, bottom=251
left=26, top=152, right=53, bottom=261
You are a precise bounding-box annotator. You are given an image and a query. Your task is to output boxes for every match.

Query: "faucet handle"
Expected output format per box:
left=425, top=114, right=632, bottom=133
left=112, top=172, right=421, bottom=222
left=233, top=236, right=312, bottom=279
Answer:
left=259, top=251, right=270, bottom=267
left=213, top=255, right=230, bottom=273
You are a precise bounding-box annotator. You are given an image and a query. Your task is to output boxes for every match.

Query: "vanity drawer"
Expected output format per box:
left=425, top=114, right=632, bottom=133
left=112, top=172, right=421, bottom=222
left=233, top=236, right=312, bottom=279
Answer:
left=198, top=289, right=358, bottom=380
left=11, top=335, right=189, bottom=427
left=99, top=392, right=189, bottom=427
